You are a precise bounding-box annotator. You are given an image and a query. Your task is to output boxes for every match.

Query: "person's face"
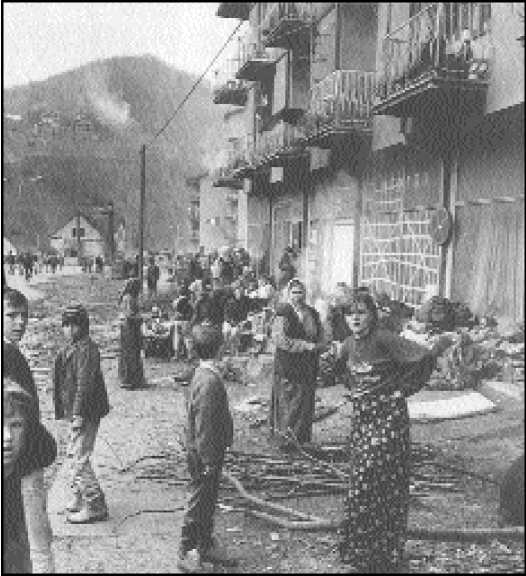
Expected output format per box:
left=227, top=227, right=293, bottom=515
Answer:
left=3, top=403, right=26, bottom=478
left=62, top=323, right=81, bottom=341
left=289, top=285, right=305, bottom=306
left=3, top=302, right=28, bottom=343
left=345, top=302, right=374, bottom=338
left=234, top=287, right=244, bottom=299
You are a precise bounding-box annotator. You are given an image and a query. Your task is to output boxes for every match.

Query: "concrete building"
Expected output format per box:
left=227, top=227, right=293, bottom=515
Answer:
left=215, top=2, right=524, bottom=321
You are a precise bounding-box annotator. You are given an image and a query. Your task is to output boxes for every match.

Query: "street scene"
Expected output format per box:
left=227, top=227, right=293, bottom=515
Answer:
left=3, top=2, right=525, bottom=574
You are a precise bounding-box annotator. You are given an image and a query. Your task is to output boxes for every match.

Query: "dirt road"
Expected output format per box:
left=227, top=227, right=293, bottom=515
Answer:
left=12, top=270, right=524, bottom=573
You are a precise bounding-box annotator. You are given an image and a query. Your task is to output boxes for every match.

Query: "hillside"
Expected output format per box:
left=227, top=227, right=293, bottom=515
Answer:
left=2, top=55, right=224, bottom=253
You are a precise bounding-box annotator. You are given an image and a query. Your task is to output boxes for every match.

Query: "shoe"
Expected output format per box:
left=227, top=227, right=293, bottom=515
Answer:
left=66, top=504, right=108, bottom=524
left=200, top=537, right=239, bottom=567
left=65, top=492, right=83, bottom=513
left=177, top=549, right=203, bottom=573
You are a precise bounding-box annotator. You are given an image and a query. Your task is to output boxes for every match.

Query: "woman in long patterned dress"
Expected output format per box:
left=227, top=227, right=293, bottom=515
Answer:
left=336, top=291, right=451, bottom=573
left=118, top=278, right=145, bottom=389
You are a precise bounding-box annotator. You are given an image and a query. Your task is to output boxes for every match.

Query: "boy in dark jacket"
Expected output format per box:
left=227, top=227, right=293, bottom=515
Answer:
left=53, top=304, right=110, bottom=524
left=178, top=324, right=237, bottom=572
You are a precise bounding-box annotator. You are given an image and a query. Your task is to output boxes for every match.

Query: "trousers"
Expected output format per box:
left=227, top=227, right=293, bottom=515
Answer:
left=180, top=451, right=222, bottom=553
left=66, top=418, right=105, bottom=506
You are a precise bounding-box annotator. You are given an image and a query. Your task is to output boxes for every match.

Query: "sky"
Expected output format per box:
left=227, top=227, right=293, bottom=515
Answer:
left=2, top=2, right=244, bottom=88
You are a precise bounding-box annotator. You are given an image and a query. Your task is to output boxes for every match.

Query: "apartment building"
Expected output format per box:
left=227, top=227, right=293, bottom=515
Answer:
left=216, top=2, right=524, bottom=321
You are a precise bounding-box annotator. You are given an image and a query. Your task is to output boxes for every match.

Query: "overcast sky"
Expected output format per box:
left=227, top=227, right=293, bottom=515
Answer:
left=3, top=2, right=243, bottom=88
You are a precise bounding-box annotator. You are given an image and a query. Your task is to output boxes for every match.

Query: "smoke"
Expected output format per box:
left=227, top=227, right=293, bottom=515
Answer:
left=90, top=93, right=130, bottom=127
left=84, top=65, right=132, bottom=129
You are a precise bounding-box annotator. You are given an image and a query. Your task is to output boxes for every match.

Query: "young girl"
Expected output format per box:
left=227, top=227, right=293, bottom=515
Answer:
left=3, top=378, right=57, bottom=573
left=336, top=291, right=452, bottom=573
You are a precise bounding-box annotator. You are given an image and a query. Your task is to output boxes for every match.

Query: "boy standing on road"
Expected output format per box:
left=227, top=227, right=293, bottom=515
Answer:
left=53, top=304, right=110, bottom=524
left=178, top=324, right=237, bottom=572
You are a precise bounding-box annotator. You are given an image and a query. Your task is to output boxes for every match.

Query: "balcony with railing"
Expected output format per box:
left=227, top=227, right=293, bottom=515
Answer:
left=303, top=69, right=375, bottom=147
left=236, top=35, right=276, bottom=81
left=213, top=58, right=248, bottom=105
left=230, top=133, right=257, bottom=178
left=253, top=120, right=306, bottom=167
left=374, top=3, right=492, bottom=118
left=261, top=2, right=313, bottom=49
left=216, top=2, right=250, bottom=20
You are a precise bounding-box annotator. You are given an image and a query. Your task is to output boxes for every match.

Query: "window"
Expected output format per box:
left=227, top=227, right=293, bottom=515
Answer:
left=71, top=227, right=86, bottom=238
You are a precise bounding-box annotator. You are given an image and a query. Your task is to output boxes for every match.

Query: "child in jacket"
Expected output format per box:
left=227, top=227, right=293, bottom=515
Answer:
left=53, top=304, right=110, bottom=524
left=178, top=324, right=237, bottom=572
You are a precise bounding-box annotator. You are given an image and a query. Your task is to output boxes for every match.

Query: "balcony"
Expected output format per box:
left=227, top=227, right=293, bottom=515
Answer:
left=236, top=38, right=275, bottom=81
left=216, top=2, right=250, bottom=20
left=304, top=69, right=375, bottom=148
left=374, top=3, right=491, bottom=118
left=261, top=2, right=313, bottom=49
left=253, top=120, right=306, bottom=167
left=213, top=58, right=248, bottom=105
left=230, top=134, right=257, bottom=179
left=212, top=166, right=244, bottom=189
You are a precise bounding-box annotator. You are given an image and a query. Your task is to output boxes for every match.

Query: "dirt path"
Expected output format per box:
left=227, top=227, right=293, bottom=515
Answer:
left=20, top=272, right=525, bottom=572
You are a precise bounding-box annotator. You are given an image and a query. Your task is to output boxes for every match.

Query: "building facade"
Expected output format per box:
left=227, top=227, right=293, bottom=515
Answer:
left=49, top=214, right=106, bottom=259
left=215, top=2, right=524, bottom=321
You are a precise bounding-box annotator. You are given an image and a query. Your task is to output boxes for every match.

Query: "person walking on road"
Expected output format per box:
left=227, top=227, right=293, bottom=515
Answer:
left=146, top=256, right=160, bottom=299
left=118, top=278, right=145, bottom=389
left=53, top=304, right=110, bottom=524
left=270, top=278, right=325, bottom=448
left=178, top=324, right=237, bottom=572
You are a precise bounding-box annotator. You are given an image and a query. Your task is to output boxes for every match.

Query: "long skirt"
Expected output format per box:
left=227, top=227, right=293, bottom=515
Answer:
left=119, top=318, right=144, bottom=388
left=340, top=387, right=410, bottom=573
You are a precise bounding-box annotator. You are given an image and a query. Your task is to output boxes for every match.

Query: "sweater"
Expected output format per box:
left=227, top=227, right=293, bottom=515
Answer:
left=186, top=363, right=233, bottom=466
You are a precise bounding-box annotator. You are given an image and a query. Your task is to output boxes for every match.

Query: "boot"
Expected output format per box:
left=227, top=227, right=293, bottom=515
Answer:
left=200, top=537, right=238, bottom=567
left=176, top=549, right=203, bottom=573
left=66, top=496, right=108, bottom=524
left=65, top=491, right=83, bottom=513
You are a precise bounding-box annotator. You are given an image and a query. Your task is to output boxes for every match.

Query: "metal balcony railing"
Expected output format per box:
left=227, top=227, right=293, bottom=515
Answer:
left=213, top=58, right=248, bottom=105
left=306, top=69, right=376, bottom=140
left=253, top=120, right=306, bottom=165
left=376, top=3, right=492, bottom=106
left=236, top=35, right=275, bottom=81
left=229, top=133, right=257, bottom=176
left=261, top=2, right=313, bottom=48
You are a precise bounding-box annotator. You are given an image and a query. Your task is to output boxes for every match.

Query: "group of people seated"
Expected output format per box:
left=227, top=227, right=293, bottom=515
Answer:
left=171, top=273, right=277, bottom=359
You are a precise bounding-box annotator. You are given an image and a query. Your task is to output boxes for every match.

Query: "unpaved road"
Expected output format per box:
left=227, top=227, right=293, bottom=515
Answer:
left=9, top=269, right=524, bottom=573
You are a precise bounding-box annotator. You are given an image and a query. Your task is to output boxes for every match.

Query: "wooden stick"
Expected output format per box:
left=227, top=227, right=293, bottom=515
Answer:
left=223, top=470, right=326, bottom=522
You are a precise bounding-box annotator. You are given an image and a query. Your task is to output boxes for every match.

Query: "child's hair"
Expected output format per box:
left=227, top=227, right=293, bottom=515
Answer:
left=3, top=288, right=29, bottom=312
left=62, top=303, right=90, bottom=336
left=192, top=324, right=223, bottom=359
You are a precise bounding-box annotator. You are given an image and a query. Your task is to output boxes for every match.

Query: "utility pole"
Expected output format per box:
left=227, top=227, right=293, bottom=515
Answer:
left=76, top=210, right=82, bottom=265
left=139, top=144, right=146, bottom=289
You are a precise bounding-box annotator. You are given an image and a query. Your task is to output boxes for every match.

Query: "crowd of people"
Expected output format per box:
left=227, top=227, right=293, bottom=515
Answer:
left=3, top=244, right=520, bottom=574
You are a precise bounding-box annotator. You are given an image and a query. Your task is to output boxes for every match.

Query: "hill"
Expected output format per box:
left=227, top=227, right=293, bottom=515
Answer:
left=2, top=54, right=224, bottom=253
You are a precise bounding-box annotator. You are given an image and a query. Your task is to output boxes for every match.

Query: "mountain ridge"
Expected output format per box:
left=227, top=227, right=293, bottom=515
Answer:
left=3, top=54, right=223, bottom=253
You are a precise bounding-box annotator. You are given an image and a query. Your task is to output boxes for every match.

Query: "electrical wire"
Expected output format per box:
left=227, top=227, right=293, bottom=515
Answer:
left=145, top=19, right=244, bottom=148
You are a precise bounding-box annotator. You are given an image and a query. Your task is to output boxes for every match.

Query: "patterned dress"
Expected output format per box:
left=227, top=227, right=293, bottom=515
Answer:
left=339, top=328, right=435, bottom=572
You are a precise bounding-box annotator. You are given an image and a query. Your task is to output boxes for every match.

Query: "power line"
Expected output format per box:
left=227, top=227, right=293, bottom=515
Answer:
left=145, top=20, right=244, bottom=148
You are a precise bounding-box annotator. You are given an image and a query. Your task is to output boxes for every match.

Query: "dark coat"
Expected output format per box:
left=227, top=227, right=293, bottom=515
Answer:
left=224, top=295, right=250, bottom=325
left=186, top=365, right=233, bottom=466
left=53, top=336, right=110, bottom=421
